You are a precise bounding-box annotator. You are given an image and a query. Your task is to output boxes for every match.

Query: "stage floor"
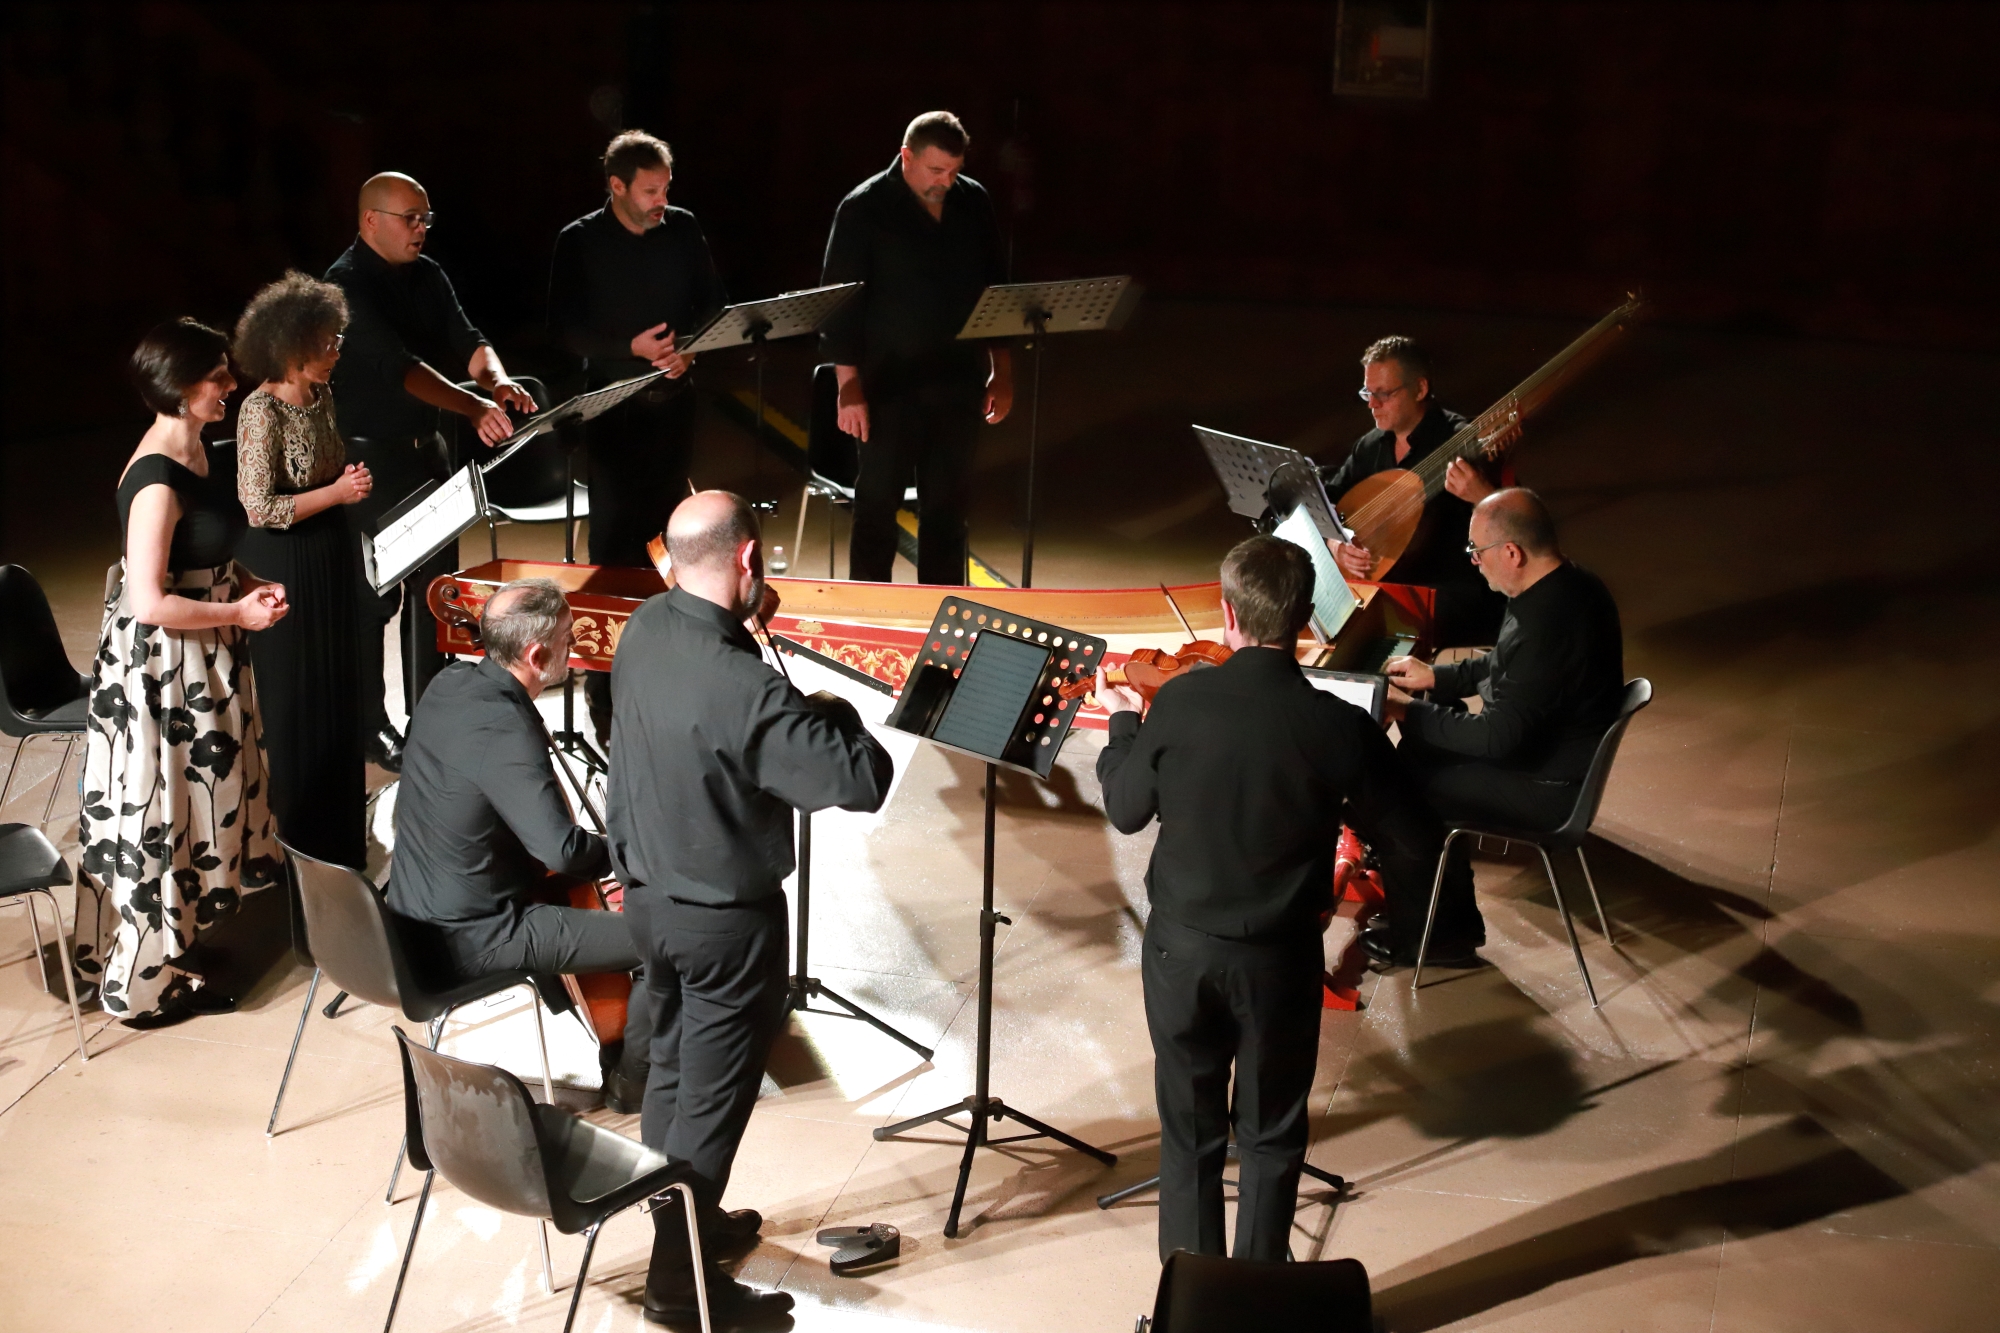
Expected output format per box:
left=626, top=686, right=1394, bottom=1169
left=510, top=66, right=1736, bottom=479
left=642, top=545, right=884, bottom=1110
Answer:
left=3, top=299, right=1997, bottom=1331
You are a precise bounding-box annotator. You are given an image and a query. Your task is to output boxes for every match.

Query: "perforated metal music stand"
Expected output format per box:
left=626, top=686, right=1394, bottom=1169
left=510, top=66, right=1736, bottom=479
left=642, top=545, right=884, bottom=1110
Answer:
left=873, top=596, right=1117, bottom=1238
left=1192, top=424, right=1350, bottom=544
left=958, top=276, right=1139, bottom=588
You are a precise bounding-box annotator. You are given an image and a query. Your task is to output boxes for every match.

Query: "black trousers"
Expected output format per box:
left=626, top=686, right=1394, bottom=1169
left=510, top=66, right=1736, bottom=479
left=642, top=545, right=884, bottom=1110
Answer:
left=348, top=434, right=454, bottom=735
left=1143, top=912, right=1323, bottom=1263
left=1383, top=730, right=1579, bottom=947
left=417, top=903, right=652, bottom=1075
left=624, top=889, right=790, bottom=1221
left=849, top=386, right=981, bottom=585
left=582, top=388, right=696, bottom=733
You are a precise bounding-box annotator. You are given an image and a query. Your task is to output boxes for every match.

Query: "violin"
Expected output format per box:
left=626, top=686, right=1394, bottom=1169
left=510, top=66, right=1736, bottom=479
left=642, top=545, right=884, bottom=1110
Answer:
left=1056, top=639, right=1233, bottom=703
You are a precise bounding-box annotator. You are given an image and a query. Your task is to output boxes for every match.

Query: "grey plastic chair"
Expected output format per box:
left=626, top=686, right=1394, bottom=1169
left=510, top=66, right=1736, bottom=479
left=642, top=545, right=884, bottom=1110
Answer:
left=0, top=565, right=90, bottom=829
left=0, top=823, right=88, bottom=1064
left=264, top=845, right=555, bottom=1226
left=1144, top=1249, right=1372, bottom=1332
left=383, top=1027, right=710, bottom=1333
left=1414, top=678, right=1654, bottom=1006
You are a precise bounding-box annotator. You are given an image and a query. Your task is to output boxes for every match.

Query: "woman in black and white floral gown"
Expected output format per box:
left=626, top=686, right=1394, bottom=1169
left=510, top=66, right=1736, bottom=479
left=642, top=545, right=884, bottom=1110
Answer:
left=74, top=319, right=290, bottom=1028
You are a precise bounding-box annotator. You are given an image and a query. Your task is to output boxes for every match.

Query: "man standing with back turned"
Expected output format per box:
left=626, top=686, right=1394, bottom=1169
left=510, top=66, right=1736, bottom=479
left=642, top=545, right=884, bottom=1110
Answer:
left=1097, top=536, right=1422, bottom=1263
left=608, top=491, right=892, bottom=1328
left=328, top=171, right=539, bottom=771
left=820, top=110, right=1012, bottom=585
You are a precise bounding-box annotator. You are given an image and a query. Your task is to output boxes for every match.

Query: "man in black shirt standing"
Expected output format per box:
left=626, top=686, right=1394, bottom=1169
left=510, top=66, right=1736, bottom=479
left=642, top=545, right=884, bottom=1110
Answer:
left=385, top=578, right=651, bottom=1108
left=820, top=110, right=1012, bottom=585
left=608, top=491, right=891, bottom=1327
left=1319, top=336, right=1509, bottom=646
left=1369, top=488, right=1625, bottom=967
left=327, top=171, right=539, bottom=771
left=548, top=131, right=728, bottom=740
left=1097, top=536, right=1422, bottom=1263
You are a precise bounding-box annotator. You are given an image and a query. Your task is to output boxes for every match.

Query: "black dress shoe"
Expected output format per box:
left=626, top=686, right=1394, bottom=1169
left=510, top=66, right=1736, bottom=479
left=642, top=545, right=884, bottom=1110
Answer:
left=1361, top=923, right=1482, bottom=971
left=366, top=725, right=405, bottom=773
left=603, top=1067, right=649, bottom=1115
left=120, top=985, right=235, bottom=1029
left=701, top=1206, right=764, bottom=1257
left=643, top=1269, right=793, bottom=1330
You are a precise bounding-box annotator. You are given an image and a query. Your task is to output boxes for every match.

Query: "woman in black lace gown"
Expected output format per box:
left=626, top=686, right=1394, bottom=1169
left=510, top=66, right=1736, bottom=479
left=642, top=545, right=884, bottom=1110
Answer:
left=74, top=319, right=289, bottom=1027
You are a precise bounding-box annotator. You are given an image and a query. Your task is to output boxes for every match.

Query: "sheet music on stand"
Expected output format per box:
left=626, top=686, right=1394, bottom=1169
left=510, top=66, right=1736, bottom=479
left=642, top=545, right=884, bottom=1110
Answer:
left=1193, top=424, right=1352, bottom=543
left=1272, top=506, right=1361, bottom=643
left=955, top=276, right=1138, bottom=339
left=362, top=465, right=488, bottom=594
left=480, top=371, right=666, bottom=474
left=679, top=283, right=863, bottom=355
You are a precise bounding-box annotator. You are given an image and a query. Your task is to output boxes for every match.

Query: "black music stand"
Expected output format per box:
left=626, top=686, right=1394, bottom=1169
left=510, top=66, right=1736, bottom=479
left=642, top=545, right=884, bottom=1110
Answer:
left=872, top=596, right=1118, bottom=1238
left=957, top=276, right=1139, bottom=588
left=767, top=635, right=934, bottom=1062
left=681, top=283, right=863, bottom=494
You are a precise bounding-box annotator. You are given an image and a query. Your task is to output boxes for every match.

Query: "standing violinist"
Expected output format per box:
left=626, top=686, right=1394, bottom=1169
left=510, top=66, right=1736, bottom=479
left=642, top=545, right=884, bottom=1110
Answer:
left=1319, top=336, right=1508, bottom=646
left=1096, top=536, right=1426, bottom=1263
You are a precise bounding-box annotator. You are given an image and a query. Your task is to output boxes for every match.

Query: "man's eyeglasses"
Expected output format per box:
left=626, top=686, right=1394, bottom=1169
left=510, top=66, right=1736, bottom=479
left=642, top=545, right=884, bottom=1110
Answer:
left=1465, top=538, right=1513, bottom=561
left=1358, top=383, right=1407, bottom=404
left=370, top=209, right=436, bottom=229
left=323, top=333, right=346, bottom=353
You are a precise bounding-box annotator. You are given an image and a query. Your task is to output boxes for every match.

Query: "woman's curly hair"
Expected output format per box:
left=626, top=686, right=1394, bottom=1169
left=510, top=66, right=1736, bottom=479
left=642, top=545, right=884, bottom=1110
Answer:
left=233, top=270, right=348, bottom=384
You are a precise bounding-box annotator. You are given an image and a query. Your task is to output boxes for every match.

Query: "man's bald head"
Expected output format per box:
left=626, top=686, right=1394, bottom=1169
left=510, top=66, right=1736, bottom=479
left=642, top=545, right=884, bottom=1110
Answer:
left=358, top=172, right=427, bottom=221
left=357, top=173, right=432, bottom=264
left=1475, top=487, right=1559, bottom=558
left=666, top=490, right=759, bottom=574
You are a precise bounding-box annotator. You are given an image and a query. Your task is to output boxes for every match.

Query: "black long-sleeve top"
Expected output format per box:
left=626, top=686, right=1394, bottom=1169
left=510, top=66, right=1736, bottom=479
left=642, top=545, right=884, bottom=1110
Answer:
left=325, top=238, right=489, bottom=442
left=605, top=586, right=894, bottom=906
left=1318, top=404, right=1495, bottom=589
left=386, top=656, right=608, bottom=958
left=547, top=204, right=727, bottom=387
left=1097, top=646, right=1414, bottom=942
left=819, top=158, right=1006, bottom=400
left=1404, top=561, right=1625, bottom=782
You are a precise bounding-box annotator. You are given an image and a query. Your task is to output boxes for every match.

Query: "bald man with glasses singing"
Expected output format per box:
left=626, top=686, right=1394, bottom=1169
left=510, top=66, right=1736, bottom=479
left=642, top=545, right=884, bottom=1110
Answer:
left=327, top=172, right=539, bottom=771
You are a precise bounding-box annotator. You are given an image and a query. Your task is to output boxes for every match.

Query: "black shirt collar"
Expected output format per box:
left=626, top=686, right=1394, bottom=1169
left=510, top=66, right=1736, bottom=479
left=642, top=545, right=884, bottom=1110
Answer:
left=1217, top=644, right=1303, bottom=676
left=1508, top=559, right=1576, bottom=606
left=666, top=584, right=758, bottom=649
left=475, top=652, right=533, bottom=705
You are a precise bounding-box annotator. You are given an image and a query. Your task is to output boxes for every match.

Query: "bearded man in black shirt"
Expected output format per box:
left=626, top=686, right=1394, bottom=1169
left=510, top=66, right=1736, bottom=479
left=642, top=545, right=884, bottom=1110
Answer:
left=1319, top=335, right=1509, bottom=646
left=549, top=131, right=728, bottom=743
left=1369, top=488, right=1625, bottom=967
left=820, top=110, right=1012, bottom=585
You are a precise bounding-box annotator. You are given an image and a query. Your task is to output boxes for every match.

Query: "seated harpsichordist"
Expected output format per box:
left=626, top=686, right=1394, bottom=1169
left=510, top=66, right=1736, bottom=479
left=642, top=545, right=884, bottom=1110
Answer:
left=1365, top=487, right=1625, bottom=969
left=385, top=577, right=651, bottom=1110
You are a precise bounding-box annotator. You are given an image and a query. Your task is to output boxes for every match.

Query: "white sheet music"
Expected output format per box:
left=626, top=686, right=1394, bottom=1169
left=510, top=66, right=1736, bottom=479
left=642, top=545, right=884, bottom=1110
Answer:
left=363, top=465, right=485, bottom=593
left=1274, top=506, right=1359, bottom=641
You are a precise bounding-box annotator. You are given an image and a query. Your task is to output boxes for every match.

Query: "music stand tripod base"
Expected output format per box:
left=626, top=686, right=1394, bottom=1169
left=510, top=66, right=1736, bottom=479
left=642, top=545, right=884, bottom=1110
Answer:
left=875, top=597, right=1120, bottom=1239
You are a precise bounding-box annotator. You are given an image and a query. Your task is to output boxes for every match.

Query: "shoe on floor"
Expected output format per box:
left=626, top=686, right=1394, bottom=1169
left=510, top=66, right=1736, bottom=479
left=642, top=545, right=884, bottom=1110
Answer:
left=603, top=1067, right=648, bottom=1115
left=366, top=724, right=405, bottom=773
left=1360, top=922, right=1482, bottom=971
left=643, top=1267, right=793, bottom=1329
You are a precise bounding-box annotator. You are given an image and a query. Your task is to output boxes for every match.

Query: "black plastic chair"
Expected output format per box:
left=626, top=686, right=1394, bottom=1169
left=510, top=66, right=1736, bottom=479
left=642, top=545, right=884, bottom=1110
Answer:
left=791, top=363, right=918, bottom=577
left=383, top=1027, right=711, bottom=1333
left=264, top=845, right=556, bottom=1225
left=0, top=565, right=90, bottom=829
left=1142, top=1249, right=1372, bottom=1332
left=0, top=823, right=88, bottom=1064
left=1413, top=678, right=1654, bottom=1006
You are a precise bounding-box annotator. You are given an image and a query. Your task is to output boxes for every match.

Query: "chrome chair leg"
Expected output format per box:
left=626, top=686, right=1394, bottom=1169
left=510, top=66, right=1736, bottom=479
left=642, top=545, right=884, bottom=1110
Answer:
left=39, top=735, right=76, bottom=829
left=267, top=967, right=321, bottom=1136
left=1536, top=845, right=1599, bottom=1007
left=559, top=1223, right=600, bottom=1333
left=1577, top=844, right=1613, bottom=942
left=40, top=885, right=89, bottom=1063
left=525, top=982, right=555, bottom=1106
left=382, top=1170, right=433, bottom=1333
left=0, top=734, right=27, bottom=810
left=1412, top=829, right=1466, bottom=991
left=667, top=1181, right=712, bottom=1333
left=21, top=888, right=51, bottom=992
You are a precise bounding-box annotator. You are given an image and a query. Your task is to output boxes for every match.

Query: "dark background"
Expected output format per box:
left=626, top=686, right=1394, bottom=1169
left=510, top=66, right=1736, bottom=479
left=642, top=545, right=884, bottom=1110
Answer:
left=4, top=0, right=1996, bottom=450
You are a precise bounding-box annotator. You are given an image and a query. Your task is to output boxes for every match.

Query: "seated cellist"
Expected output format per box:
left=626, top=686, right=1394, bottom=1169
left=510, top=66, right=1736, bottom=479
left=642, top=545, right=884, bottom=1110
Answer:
left=385, top=576, right=650, bottom=1112
left=1320, top=335, right=1509, bottom=646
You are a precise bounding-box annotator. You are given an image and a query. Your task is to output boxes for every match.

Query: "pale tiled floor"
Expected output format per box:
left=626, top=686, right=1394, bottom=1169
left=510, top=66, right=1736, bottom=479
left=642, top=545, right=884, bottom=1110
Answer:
left=3, top=303, right=1997, bottom=1331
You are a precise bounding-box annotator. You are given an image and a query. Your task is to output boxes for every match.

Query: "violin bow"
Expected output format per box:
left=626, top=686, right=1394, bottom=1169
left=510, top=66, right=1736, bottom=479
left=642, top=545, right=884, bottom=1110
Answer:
left=1160, top=584, right=1198, bottom=645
